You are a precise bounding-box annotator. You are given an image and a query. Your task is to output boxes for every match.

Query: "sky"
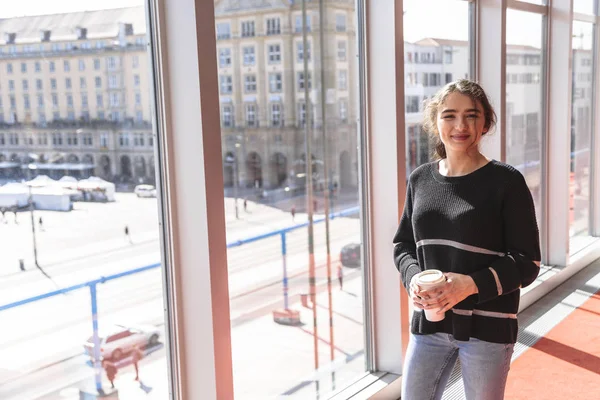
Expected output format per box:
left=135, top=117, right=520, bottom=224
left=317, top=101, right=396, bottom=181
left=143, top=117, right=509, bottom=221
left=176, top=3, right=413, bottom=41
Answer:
left=0, top=0, right=577, bottom=49
left=0, top=0, right=144, bottom=18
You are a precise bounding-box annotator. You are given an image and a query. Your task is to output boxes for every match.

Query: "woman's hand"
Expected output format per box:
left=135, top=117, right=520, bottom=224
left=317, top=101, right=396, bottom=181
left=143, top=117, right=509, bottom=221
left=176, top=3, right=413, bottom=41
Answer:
left=409, top=275, right=428, bottom=310
left=415, top=272, right=479, bottom=315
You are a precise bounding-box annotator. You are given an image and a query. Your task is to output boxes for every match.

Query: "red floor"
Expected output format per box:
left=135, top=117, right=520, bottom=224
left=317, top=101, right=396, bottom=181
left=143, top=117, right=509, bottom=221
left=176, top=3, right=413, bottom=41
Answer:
left=505, top=290, right=600, bottom=399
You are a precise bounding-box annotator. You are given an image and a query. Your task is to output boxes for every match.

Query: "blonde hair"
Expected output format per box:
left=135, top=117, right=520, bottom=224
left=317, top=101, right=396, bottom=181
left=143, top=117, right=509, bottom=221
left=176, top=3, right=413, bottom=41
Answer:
left=422, top=79, right=497, bottom=159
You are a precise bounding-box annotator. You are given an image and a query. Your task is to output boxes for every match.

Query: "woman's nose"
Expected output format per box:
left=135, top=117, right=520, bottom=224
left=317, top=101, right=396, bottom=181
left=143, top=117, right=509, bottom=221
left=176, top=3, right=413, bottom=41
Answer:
left=456, top=118, right=468, bottom=131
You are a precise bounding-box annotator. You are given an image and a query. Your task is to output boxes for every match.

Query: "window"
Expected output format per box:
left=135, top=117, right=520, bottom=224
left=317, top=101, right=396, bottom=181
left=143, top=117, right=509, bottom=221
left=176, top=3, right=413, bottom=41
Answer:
left=403, top=0, right=471, bottom=174
left=107, top=56, right=117, bottom=70
left=9, top=95, right=16, bottom=109
left=244, top=75, right=257, bottom=93
left=97, top=94, right=104, bottom=108
left=337, top=41, right=347, bottom=61
left=219, top=48, right=232, bottom=67
left=52, top=94, right=58, bottom=107
left=266, top=17, right=280, bottom=35
left=79, top=60, right=85, bottom=71
left=95, top=77, right=102, bottom=88
left=94, top=59, right=101, bottom=70
left=67, top=94, right=73, bottom=107
left=241, top=21, right=255, bottom=37
left=66, top=78, right=72, bottom=89
left=37, top=94, right=44, bottom=108
left=216, top=22, right=231, bottom=39
left=9, top=80, right=15, bottom=91
left=97, top=110, right=105, bottom=120
left=444, top=50, right=453, bottom=64
left=52, top=111, right=60, bottom=120
left=24, top=94, right=31, bottom=109
left=110, top=93, right=120, bottom=107
left=339, top=100, right=348, bottom=122
left=336, top=14, right=346, bottom=32
left=109, top=75, right=118, bottom=88
left=21, top=62, right=27, bottom=73
left=49, top=61, right=55, bottom=72
left=506, top=9, right=544, bottom=224
left=7, top=63, right=13, bottom=74
left=570, top=20, right=594, bottom=252
left=220, top=75, right=233, bottom=94
left=268, top=44, right=281, bottom=64
left=298, top=72, right=312, bottom=90
left=64, top=60, right=70, bottom=72
left=133, top=55, right=139, bottom=68
left=298, top=101, right=307, bottom=126
left=80, top=77, right=87, bottom=89
left=295, top=14, right=311, bottom=33
left=136, top=93, right=142, bottom=106
left=22, top=80, right=29, bottom=91
left=222, top=105, right=233, bottom=127
left=269, top=73, right=282, bottom=93
left=134, top=75, right=141, bottom=87
left=35, top=61, right=41, bottom=72
left=36, top=79, right=43, bottom=91
left=100, top=133, right=108, bottom=147
left=406, top=95, right=420, bottom=113
left=245, top=103, right=257, bottom=127
left=271, top=103, right=281, bottom=126
left=338, top=70, right=348, bottom=90
left=297, top=41, right=311, bottom=62
left=82, top=93, right=88, bottom=108
left=136, top=111, right=144, bottom=123
left=243, top=46, right=255, bottom=65
left=51, top=78, right=57, bottom=90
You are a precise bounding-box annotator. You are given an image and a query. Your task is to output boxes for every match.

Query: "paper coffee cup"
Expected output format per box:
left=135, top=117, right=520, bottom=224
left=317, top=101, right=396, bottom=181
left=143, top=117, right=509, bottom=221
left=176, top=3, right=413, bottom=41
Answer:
left=415, top=270, right=447, bottom=322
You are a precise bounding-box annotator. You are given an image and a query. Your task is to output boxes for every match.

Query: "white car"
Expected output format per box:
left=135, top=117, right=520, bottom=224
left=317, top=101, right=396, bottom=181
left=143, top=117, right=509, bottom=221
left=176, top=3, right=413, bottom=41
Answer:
left=84, top=324, right=160, bottom=361
left=134, top=184, right=157, bottom=198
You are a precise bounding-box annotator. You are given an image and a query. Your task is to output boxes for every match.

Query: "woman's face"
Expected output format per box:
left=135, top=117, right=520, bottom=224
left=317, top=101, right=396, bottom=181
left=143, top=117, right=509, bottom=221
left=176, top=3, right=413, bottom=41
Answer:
left=436, top=92, right=488, bottom=156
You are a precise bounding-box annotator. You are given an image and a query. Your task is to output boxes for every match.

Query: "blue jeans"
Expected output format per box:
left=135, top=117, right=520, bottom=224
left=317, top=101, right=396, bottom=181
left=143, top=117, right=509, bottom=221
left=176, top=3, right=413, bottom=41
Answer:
left=401, top=333, right=514, bottom=400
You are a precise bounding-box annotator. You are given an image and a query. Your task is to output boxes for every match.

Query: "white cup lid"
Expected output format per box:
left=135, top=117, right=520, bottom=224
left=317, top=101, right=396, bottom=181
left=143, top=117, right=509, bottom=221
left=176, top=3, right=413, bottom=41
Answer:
left=416, top=270, right=445, bottom=284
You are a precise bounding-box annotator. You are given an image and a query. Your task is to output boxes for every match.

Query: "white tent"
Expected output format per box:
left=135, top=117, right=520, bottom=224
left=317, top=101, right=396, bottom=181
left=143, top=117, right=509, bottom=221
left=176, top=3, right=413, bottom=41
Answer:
left=0, top=183, right=30, bottom=208
left=31, top=187, right=72, bottom=211
left=26, top=175, right=58, bottom=188
left=78, top=176, right=116, bottom=202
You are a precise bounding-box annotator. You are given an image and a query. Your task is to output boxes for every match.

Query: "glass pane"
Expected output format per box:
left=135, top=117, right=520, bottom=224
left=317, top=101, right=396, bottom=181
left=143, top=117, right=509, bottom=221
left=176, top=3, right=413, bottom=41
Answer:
left=505, top=9, right=544, bottom=226
left=215, top=1, right=365, bottom=398
left=574, top=0, right=595, bottom=15
left=0, top=1, right=170, bottom=399
left=403, top=0, right=471, bottom=175
left=570, top=21, right=594, bottom=253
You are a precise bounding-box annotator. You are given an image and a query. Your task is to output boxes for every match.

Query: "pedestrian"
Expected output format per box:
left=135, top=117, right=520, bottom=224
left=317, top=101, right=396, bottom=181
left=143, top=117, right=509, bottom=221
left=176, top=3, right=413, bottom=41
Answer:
left=38, top=216, right=44, bottom=231
left=337, top=265, right=343, bottom=291
left=393, top=79, right=541, bottom=400
left=243, top=198, right=248, bottom=212
left=313, top=199, right=318, bottom=213
left=291, top=205, right=296, bottom=222
left=124, top=225, right=132, bottom=244
left=131, top=346, right=144, bottom=381
left=103, top=360, right=118, bottom=389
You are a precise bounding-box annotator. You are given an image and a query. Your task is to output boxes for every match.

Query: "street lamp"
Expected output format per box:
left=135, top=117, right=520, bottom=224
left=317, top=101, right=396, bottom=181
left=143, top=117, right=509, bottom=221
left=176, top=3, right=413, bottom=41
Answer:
left=234, top=142, right=241, bottom=219
left=27, top=185, right=40, bottom=269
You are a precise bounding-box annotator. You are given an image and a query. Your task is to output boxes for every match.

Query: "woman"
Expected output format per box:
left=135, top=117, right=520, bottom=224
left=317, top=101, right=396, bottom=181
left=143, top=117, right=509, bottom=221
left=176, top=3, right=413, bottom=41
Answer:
left=393, top=79, right=541, bottom=400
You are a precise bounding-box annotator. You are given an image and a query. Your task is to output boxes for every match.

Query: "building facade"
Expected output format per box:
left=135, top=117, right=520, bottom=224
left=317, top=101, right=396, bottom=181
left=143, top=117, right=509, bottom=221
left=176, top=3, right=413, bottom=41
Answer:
left=0, top=7, right=154, bottom=183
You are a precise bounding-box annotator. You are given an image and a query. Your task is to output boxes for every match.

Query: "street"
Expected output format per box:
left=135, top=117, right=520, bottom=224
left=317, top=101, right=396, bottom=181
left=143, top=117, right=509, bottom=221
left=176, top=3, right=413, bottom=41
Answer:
left=0, top=193, right=365, bottom=399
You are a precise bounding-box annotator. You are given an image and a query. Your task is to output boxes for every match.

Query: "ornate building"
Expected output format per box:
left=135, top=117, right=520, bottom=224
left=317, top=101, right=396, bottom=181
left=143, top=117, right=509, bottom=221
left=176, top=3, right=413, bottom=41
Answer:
left=0, top=7, right=154, bottom=183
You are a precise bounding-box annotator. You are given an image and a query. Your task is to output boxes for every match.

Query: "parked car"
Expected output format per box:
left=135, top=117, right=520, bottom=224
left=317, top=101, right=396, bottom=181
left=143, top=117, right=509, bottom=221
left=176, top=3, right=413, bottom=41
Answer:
left=340, top=243, right=361, bottom=268
left=84, top=323, right=160, bottom=361
left=134, top=184, right=157, bottom=198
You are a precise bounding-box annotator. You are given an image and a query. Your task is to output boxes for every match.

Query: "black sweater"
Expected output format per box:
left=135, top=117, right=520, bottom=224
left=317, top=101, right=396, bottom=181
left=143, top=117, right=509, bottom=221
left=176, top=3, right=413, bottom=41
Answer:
left=393, top=160, right=541, bottom=344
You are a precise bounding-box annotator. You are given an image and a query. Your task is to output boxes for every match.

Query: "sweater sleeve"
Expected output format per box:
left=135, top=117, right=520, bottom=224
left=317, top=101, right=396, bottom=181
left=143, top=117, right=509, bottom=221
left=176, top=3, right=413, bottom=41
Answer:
left=393, top=180, right=421, bottom=292
left=471, top=171, right=542, bottom=303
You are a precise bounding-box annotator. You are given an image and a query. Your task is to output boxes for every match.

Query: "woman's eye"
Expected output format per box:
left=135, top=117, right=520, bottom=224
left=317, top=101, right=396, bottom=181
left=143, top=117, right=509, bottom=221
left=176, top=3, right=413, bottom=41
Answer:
left=467, top=114, right=478, bottom=119
left=442, top=115, right=454, bottom=119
